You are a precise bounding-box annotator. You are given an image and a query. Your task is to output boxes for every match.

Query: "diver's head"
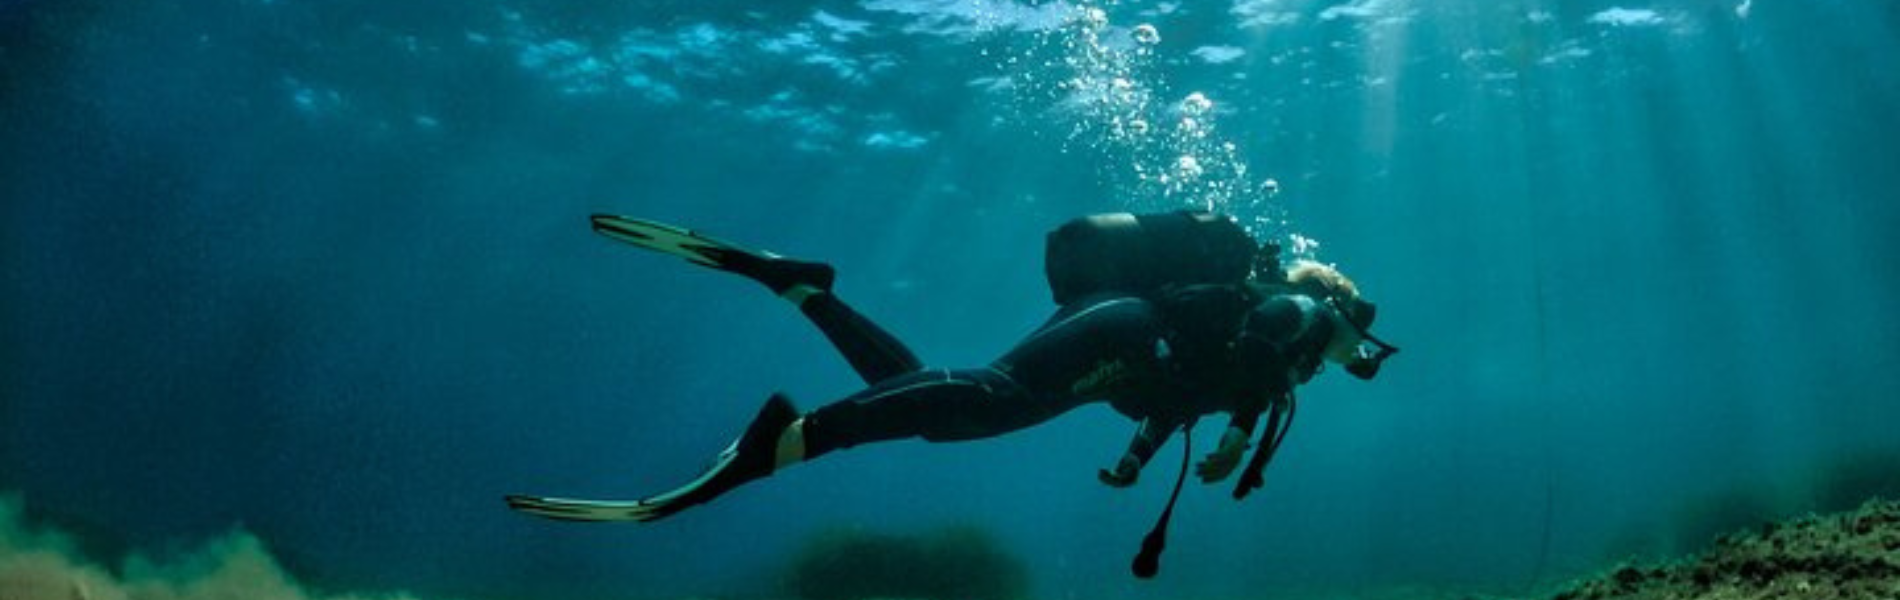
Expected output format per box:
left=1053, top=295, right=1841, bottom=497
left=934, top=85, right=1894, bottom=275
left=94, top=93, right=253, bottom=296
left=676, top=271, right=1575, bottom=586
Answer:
left=1282, top=260, right=1398, bottom=380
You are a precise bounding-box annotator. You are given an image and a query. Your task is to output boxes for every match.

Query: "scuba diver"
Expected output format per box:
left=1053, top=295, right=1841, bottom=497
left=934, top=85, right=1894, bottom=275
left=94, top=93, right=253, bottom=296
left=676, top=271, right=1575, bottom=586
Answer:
left=508, top=211, right=1397, bottom=576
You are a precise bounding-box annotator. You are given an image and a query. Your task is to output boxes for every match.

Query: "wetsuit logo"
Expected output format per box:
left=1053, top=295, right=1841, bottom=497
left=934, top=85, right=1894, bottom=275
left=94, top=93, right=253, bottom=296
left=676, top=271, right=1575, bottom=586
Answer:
left=1071, top=358, right=1129, bottom=396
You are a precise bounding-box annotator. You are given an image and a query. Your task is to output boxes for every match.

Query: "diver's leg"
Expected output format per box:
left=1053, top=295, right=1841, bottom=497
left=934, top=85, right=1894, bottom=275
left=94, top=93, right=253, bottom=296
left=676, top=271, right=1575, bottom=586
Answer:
left=507, top=372, right=1033, bottom=524
left=799, top=368, right=1062, bottom=459
left=505, top=298, right=1170, bottom=524
left=796, top=292, right=925, bottom=384
left=704, top=249, right=923, bottom=383
left=797, top=296, right=1174, bottom=459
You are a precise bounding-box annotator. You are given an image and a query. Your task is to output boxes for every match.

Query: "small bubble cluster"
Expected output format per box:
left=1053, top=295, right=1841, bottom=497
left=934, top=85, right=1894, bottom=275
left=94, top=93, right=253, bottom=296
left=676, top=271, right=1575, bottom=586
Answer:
left=1175, top=155, right=1203, bottom=180
left=1179, top=92, right=1212, bottom=116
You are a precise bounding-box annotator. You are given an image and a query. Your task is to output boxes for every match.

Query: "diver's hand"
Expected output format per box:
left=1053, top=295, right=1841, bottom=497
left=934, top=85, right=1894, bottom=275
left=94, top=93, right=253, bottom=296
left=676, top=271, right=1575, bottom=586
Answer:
left=1097, top=455, right=1142, bottom=488
left=1196, top=427, right=1251, bottom=483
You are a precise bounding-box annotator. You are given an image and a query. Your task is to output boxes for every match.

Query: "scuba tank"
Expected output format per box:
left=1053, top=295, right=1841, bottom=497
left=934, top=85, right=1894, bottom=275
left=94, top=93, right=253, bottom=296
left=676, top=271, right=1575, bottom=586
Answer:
left=1044, top=211, right=1263, bottom=305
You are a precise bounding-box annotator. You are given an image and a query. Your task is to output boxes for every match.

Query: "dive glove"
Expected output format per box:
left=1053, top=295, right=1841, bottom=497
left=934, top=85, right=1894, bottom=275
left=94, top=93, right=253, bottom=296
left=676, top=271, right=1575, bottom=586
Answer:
left=1098, top=454, right=1142, bottom=488
left=1195, top=426, right=1251, bottom=483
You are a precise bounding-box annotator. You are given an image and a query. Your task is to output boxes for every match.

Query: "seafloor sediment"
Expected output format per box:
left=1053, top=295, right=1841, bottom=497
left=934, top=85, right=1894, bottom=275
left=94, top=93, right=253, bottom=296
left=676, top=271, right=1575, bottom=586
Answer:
left=1546, top=498, right=1900, bottom=600
left=4, top=497, right=1897, bottom=600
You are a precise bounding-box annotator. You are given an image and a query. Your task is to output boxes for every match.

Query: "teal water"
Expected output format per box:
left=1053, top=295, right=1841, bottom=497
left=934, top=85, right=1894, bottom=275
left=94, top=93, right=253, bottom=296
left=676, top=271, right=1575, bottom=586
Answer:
left=4, top=1, right=1898, bottom=599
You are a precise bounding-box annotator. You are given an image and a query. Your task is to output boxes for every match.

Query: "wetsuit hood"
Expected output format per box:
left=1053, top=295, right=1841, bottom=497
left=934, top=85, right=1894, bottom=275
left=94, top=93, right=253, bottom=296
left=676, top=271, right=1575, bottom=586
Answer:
left=1233, top=294, right=1335, bottom=393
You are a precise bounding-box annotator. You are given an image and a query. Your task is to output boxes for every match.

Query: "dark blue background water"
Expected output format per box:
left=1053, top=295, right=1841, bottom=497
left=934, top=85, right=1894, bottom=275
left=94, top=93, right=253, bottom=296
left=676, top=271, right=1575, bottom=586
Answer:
left=5, top=1, right=1898, bottom=599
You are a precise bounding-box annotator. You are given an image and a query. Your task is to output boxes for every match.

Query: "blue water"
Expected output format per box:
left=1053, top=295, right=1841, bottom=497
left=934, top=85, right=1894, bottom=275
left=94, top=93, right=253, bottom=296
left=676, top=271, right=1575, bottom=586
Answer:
left=4, top=1, right=1898, bottom=599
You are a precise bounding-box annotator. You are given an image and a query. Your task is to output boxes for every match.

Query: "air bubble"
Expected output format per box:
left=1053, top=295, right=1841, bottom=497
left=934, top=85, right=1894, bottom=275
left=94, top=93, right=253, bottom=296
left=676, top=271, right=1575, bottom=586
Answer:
left=1291, top=234, right=1320, bottom=255
left=1176, top=155, right=1203, bottom=180
left=1180, top=92, right=1213, bottom=116
left=1132, top=24, right=1160, bottom=45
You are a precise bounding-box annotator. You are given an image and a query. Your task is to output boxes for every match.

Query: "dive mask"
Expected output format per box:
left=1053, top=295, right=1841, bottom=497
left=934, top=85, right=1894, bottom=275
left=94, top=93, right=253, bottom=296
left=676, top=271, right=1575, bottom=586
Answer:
left=1327, top=296, right=1399, bottom=380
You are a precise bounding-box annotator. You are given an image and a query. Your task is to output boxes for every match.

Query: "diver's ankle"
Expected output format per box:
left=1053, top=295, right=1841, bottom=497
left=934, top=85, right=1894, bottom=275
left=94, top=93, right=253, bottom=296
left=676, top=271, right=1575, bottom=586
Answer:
left=773, top=417, right=806, bottom=468
left=779, top=284, right=825, bottom=307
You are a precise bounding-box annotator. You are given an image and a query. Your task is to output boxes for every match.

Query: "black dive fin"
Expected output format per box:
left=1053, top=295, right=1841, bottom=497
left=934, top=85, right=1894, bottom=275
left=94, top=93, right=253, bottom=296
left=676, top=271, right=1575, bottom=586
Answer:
left=589, top=214, right=833, bottom=294
left=590, top=215, right=769, bottom=271
left=507, top=394, right=800, bottom=524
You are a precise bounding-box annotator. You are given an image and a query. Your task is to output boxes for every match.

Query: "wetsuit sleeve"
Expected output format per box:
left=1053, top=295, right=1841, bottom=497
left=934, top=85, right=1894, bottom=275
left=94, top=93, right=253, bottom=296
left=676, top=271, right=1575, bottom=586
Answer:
left=1119, top=416, right=1184, bottom=467
left=1225, top=406, right=1262, bottom=436
left=1219, top=384, right=1276, bottom=433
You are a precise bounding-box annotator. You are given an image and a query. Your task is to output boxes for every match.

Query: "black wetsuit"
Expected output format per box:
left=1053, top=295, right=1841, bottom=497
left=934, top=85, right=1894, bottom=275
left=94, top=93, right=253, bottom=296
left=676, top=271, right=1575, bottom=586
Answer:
left=793, top=283, right=1340, bottom=470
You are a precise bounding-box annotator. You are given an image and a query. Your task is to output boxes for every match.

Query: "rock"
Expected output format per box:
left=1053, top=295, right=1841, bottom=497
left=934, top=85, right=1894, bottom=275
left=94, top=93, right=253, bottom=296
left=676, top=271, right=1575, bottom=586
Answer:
left=1545, top=499, right=1900, bottom=600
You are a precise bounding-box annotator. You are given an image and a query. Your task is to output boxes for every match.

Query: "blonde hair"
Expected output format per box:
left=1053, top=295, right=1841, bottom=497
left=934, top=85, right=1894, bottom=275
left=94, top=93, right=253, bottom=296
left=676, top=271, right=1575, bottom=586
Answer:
left=1283, top=260, right=1360, bottom=301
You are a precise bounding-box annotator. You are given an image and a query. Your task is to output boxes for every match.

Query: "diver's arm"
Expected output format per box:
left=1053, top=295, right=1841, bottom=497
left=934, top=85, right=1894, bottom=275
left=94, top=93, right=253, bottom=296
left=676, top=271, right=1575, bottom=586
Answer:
left=1196, top=400, right=1266, bottom=483
left=1098, top=417, right=1182, bottom=488
left=1226, top=405, right=1263, bottom=436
